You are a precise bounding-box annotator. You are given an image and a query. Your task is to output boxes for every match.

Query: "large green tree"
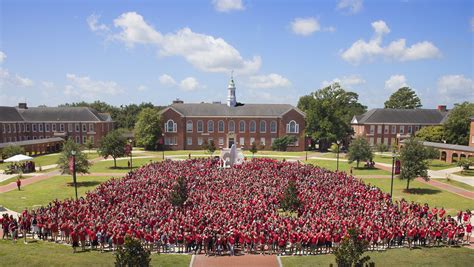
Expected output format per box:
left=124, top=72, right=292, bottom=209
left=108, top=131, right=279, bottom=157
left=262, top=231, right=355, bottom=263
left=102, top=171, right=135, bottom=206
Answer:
left=271, top=135, right=297, bottom=151
left=134, top=107, right=162, bottom=150
left=347, top=137, right=373, bottom=168
left=98, top=129, right=127, bottom=168
left=415, top=125, right=444, bottom=143
left=170, top=176, right=188, bottom=208
left=399, top=138, right=433, bottom=190
left=334, top=228, right=371, bottom=267
left=57, top=139, right=90, bottom=175
left=115, top=236, right=151, bottom=267
left=443, top=102, right=474, bottom=145
left=384, top=87, right=422, bottom=109
left=1, top=145, right=25, bottom=159
left=280, top=179, right=302, bottom=212
left=297, top=83, right=367, bottom=151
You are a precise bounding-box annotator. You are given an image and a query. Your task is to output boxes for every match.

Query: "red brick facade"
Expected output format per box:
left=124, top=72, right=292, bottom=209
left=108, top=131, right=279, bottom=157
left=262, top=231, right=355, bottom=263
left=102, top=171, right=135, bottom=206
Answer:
left=470, top=117, right=474, bottom=148
left=352, top=123, right=428, bottom=147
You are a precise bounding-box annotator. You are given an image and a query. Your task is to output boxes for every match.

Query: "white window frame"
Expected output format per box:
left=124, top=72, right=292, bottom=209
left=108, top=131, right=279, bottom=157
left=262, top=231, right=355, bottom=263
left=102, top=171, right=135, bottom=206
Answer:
left=270, top=121, right=277, bottom=133
left=377, top=125, right=382, bottom=134
left=286, top=120, right=299, bottom=134
left=218, top=120, right=224, bottom=133
left=187, top=137, right=192, bottom=146
left=67, top=123, right=72, bottom=132
left=260, top=137, right=266, bottom=146
left=219, top=137, right=224, bottom=146
left=45, top=124, right=50, bottom=132
left=369, top=125, right=375, bottom=134
left=89, top=123, right=94, bottom=132
left=197, top=120, right=204, bottom=133
left=239, top=121, right=245, bottom=133
left=82, top=135, right=87, bottom=144
left=259, top=121, right=266, bottom=133
left=249, top=120, right=256, bottom=133
left=52, top=124, right=57, bottom=132
left=186, top=120, right=193, bottom=133
left=165, top=119, right=177, bottom=133
left=239, top=137, right=245, bottom=146
left=228, top=120, right=235, bottom=132
left=82, top=124, right=87, bottom=132
left=38, top=124, right=43, bottom=132
left=208, top=120, right=214, bottom=133
left=399, top=126, right=405, bottom=134
left=198, top=137, right=203, bottom=146
left=391, top=125, right=396, bottom=134
left=75, top=124, right=80, bottom=132
left=32, top=124, right=37, bottom=132
left=250, top=137, right=255, bottom=145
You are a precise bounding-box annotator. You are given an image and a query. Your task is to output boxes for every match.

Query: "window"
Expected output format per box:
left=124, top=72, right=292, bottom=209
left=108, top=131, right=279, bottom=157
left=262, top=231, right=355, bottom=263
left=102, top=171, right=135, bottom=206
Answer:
left=228, top=120, right=235, bottom=132
left=391, top=125, right=396, bottom=134
left=250, top=137, right=255, bottom=145
left=186, top=121, right=193, bottom=132
left=13, top=124, right=16, bottom=133
left=384, top=126, right=389, bottom=134
left=259, top=121, right=266, bottom=133
left=165, top=137, right=177, bottom=145
left=399, top=126, right=405, bottom=134
left=239, top=137, right=245, bottom=146
left=260, top=137, right=266, bottom=146
left=239, top=121, right=245, bottom=133
left=89, top=123, right=94, bottom=132
left=2, top=124, right=5, bottom=133
left=218, top=120, right=224, bottom=132
left=377, top=125, right=382, bottom=134
left=75, top=136, right=80, bottom=143
left=166, top=119, right=177, bottom=133
left=219, top=137, right=224, bottom=146
left=369, top=137, right=374, bottom=146
left=249, top=120, right=256, bottom=133
left=408, top=126, right=413, bottom=134
left=208, top=138, right=213, bottom=145
left=198, top=137, right=203, bottom=146
left=286, top=120, right=299, bottom=133
left=369, top=125, right=375, bottom=134
left=52, top=124, right=56, bottom=132
left=39, top=124, right=43, bottom=132
left=90, top=136, right=94, bottom=144
left=7, top=124, right=11, bottom=133
left=82, top=136, right=87, bottom=144
left=13, top=137, right=16, bottom=142
left=32, top=124, right=37, bottom=132
left=45, top=124, right=50, bottom=132
left=415, top=126, right=420, bottom=132
left=384, top=137, right=388, bottom=144
left=82, top=124, right=87, bottom=132
left=75, top=124, right=80, bottom=132
left=270, top=121, right=277, bottom=133
left=67, top=123, right=72, bottom=132
left=187, top=137, right=192, bottom=146
left=376, top=137, right=381, bottom=144
left=271, top=138, right=276, bottom=145
left=197, top=120, right=204, bottom=132
left=26, top=124, right=30, bottom=132
left=208, top=120, right=214, bottom=132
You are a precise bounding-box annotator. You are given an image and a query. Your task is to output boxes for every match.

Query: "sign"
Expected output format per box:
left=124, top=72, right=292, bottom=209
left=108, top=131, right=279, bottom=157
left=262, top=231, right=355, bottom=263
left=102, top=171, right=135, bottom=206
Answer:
left=158, top=137, right=164, bottom=145
left=124, top=144, right=132, bottom=156
left=306, top=138, right=311, bottom=147
left=395, top=160, right=401, bottom=175
left=69, top=157, right=74, bottom=173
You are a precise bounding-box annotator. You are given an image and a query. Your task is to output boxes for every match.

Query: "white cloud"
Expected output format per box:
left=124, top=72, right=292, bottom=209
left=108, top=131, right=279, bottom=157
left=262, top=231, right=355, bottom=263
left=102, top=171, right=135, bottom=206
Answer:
left=247, top=73, right=291, bottom=89
left=341, top=20, right=441, bottom=64
left=437, top=75, right=474, bottom=103
left=110, top=12, right=260, bottom=74
left=291, top=17, right=320, bottom=36
left=0, top=51, right=6, bottom=64
left=384, top=75, right=408, bottom=91
left=337, top=0, right=363, bottom=14
left=0, top=68, right=34, bottom=88
left=179, top=77, right=201, bottom=91
left=212, top=0, right=244, bottom=12
left=321, top=75, right=366, bottom=88
left=137, top=85, right=148, bottom=92
left=159, top=74, right=177, bottom=86
left=470, top=17, right=474, bottom=31
left=87, top=14, right=109, bottom=33
left=64, top=73, right=123, bottom=100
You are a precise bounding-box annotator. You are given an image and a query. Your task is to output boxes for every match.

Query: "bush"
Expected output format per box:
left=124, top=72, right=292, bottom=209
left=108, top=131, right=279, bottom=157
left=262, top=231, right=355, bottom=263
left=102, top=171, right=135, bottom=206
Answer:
left=457, top=158, right=473, bottom=170
left=271, top=135, right=297, bottom=151
left=376, top=143, right=388, bottom=153
left=1, top=145, right=25, bottom=159
left=280, top=179, right=301, bottom=212
left=330, top=143, right=340, bottom=153
left=115, top=236, right=151, bottom=267
left=334, top=228, right=371, bottom=267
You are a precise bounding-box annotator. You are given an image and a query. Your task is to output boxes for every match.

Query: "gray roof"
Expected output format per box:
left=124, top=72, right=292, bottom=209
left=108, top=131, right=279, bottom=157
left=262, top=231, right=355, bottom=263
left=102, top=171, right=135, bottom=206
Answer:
left=401, top=140, right=474, bottom=153
left=0, top=137, right=64, bottom=149
left=164, top=103, right=305, bottom=117
left=352, top=108, right=448, bottom=124
left=0, top=107, right=23, bottom=121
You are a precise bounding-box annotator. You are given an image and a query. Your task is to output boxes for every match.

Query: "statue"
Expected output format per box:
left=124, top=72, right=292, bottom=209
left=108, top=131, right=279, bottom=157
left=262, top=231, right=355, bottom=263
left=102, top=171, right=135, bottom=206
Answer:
left=220, top=144, right=244, bottom=168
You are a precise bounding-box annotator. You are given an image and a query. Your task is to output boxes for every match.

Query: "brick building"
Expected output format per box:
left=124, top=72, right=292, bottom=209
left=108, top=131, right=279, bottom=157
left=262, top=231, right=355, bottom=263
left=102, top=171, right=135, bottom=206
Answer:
left=470, top=116, right=474, bottom=148
left=0, top=103, right=114, bottom=149
left=160, top=78, right=306, bottom=151
left=351, top=106, right=449, bottom=147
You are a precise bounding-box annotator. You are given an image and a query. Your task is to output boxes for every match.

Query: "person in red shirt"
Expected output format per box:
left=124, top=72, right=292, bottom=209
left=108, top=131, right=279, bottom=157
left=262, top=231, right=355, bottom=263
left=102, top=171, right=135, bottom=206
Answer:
left=71, top=229, right=79, bottom=253
left=16, top=178, right=21, bottom=191
left=465, top=223, right=472, bottom=244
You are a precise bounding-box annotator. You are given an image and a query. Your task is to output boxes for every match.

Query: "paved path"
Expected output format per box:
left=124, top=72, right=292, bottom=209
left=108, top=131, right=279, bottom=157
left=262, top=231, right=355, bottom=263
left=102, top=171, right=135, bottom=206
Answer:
left=415, top=178, right=474, bottom=200
left=192, top=254, right=279, bottom=267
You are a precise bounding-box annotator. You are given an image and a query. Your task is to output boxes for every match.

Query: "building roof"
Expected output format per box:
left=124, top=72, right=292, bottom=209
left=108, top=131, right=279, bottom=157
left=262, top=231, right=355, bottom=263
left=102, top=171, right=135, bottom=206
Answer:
left=0, top=105, right=112, bottom=122
left=0, top=137, right=64, bottom=149
left=351, top=108, right=448, bottom=125
left=401, top=140, right=474, bottom=153
left=163, top=103, right=305, bottom=117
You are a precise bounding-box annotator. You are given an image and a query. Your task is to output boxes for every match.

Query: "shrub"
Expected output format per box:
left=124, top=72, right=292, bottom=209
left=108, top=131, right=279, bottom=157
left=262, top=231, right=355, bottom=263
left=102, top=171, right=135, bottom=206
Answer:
left=115, top=236, right=151, bottom=267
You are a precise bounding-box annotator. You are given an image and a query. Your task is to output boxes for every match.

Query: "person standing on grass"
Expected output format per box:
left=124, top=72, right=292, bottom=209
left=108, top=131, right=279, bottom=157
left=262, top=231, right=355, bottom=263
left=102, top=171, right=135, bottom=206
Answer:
left=16, top=177, right=21, bottom=190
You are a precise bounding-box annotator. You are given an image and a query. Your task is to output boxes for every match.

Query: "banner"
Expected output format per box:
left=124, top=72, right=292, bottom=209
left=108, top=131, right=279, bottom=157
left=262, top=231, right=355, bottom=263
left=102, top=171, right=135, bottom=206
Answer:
left=69, top=157, right=74, bottom=173
left=395, top=160, right=401, bottom=175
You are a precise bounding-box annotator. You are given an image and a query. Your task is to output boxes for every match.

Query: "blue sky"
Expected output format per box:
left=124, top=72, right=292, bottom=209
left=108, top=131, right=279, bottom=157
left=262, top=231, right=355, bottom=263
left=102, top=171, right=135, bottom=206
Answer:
left=1, top=0, right=473, bottom=109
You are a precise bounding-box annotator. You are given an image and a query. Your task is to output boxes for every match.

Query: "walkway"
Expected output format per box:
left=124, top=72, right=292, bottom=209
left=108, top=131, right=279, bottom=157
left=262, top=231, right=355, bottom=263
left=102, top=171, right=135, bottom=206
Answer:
left=415, top=178, right=474, bottom=200
left=192, top=254, right=279, bottom=267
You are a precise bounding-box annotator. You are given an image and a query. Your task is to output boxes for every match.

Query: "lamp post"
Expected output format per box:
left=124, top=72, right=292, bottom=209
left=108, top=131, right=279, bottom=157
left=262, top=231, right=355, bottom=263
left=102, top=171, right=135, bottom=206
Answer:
left=128, top=139, right=133, bottom=172
left=336, top=140, right=341, bottom=172
left=161, top=133, right=165, bottom=160
left=71, top=150, right=78, bottom=200
left=305, top=135, right=309, bottom=161
left=390, top=151, right=397, bottom=199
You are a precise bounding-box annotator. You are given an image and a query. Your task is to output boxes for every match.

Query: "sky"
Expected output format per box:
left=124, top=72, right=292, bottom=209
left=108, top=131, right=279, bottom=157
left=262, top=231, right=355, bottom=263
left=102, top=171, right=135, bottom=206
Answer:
left=0, top=0, right=473, bottom=109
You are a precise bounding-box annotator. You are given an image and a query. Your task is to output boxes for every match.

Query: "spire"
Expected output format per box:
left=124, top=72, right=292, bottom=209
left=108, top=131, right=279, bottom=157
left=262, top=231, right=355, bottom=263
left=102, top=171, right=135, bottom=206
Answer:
left=227, top=71, right=237, bottom=107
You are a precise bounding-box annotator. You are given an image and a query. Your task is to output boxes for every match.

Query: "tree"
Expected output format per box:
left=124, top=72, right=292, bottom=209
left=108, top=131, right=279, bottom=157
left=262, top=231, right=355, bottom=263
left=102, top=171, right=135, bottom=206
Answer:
left=115, top=236, right=151, bottom=267
left=347, top=137, right=373, bottom=168
left=170, top=176, right=188, bottom=207
left=57, top=139, right=90, bottom=175
left=1, top=145, right=25, bottom=159
left=202, top=140, right=216, bottom=156
left=376, top=143, right=388, bottom=154
left=134, top=107, right=162, bottom=150
left=298, top=83, right=367, bottom=151
left=399, top=138, right=432, bottom=190
left=384, top=87, right=422, bottom=109
left=443, top=102, right=474, bottom=145
left=84, top=138, right=94, bottom=152
left=271, top=135, right=297, bottom=151
left=457, top=158, right=474, bottom=171
left=98, top=130, right=127, bottom=168
left=249, top=142, right=258, bottom=156
left=280, top=179, right=302, bottom=212
left=415, top=125, right=444, bottom=143
left=334, top=228, right=371, bottom=267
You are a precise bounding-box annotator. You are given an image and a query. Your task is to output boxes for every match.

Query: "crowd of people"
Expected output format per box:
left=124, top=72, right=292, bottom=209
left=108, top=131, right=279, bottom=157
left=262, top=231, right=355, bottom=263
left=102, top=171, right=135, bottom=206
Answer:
left=4, top=161, right=35, bottom=174
left=1, top=158, right=472, bottom=256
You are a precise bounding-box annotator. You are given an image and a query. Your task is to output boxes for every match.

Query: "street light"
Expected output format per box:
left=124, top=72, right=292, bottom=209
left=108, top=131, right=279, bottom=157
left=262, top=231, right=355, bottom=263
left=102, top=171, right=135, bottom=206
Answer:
left=305, top=134, right=310, bottom=161
left=71, top=150, right=78, bottom=200
left=336, top=140, right=341, bottom=172
left=128, top=139, right=133, bottom=172
left=390, top=150, right=397, bottom=199
left=161, top=133, right=165, bottom=160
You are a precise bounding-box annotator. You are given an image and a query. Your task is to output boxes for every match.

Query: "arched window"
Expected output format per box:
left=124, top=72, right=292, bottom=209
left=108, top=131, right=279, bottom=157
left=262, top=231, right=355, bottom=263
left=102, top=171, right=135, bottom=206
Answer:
left=166, top=119, right=177, bottom=133
left=286, top=120, right=299, bottom=133
left=239, top=121, right=245, bottom=133
left=259, top=121, right=266, bottom=133
left=207, top=120, right=214, bottom=132
left=186, top=120, right=193, bottom=132
left=197, top=120, right=204, bottom=132
left=218, top=120, right=225, bottom=132
left=270, top=120, right=277, bottom=133
left=229, top=120, right=235, bottom=132
left=249, top=120, right=256, bottom=133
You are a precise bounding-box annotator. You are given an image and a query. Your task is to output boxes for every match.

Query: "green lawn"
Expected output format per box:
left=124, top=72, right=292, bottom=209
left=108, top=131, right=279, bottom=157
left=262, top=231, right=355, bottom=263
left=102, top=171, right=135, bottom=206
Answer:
left=429, top=159, right=457, bottom=170
left=453, top=169, right=474, bottom=177
left=0, top=174, right=35, bottom=186
left=361, top=178, right=473, bottom=215
left=0, top=175, right=115, bottom=212
left=435, top=178, right=474, bottom=192
left=0, top=239, right=190, bottom=267
left=307, top=159, right=391, bottom=175
left=281, top=247, right=474, bottom=267
left=88, top=157, right=162, bottom=173
left=1, top=152, right=100, bottom=171
left=372, top=154, right=395, bottom=164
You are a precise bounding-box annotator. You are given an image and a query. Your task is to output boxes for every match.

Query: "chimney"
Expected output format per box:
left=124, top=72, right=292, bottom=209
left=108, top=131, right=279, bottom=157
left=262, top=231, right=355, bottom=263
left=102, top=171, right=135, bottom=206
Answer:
left=172, top=98, right=184, bottom=104
left=18, top=103, right=28, bottom=109
left=437, top=105, right=447, bottom=112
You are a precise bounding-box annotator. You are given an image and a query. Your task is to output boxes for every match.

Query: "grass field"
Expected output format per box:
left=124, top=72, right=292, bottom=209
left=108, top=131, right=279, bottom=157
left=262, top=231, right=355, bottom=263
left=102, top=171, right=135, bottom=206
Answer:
left=0, top=175, right=115, bottom=212
left=361, top=178, right=473, bottom=215
left=281, top=247, right=474, bottom=267
left=307, top=159, right=391, bottom=175
left=435, top=178, right=474, bottom=192
left=0, top=240, right=190, bottom=267
left=428, top=159, right=458, bottom=170
left=0, top=174, right=35, bottom=186
left=453, top=169, right=474, bottom=177
left=88, top=157, right=161, bottom=173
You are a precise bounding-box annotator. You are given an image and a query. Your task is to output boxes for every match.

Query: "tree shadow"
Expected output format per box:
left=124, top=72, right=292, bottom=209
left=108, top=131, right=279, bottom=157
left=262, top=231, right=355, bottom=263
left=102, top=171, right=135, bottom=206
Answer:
left=403, top=188, right=441, bottom=195
left=108, top=166, right=139, bottom=170
left=66, top=181, right=102, bottom=187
